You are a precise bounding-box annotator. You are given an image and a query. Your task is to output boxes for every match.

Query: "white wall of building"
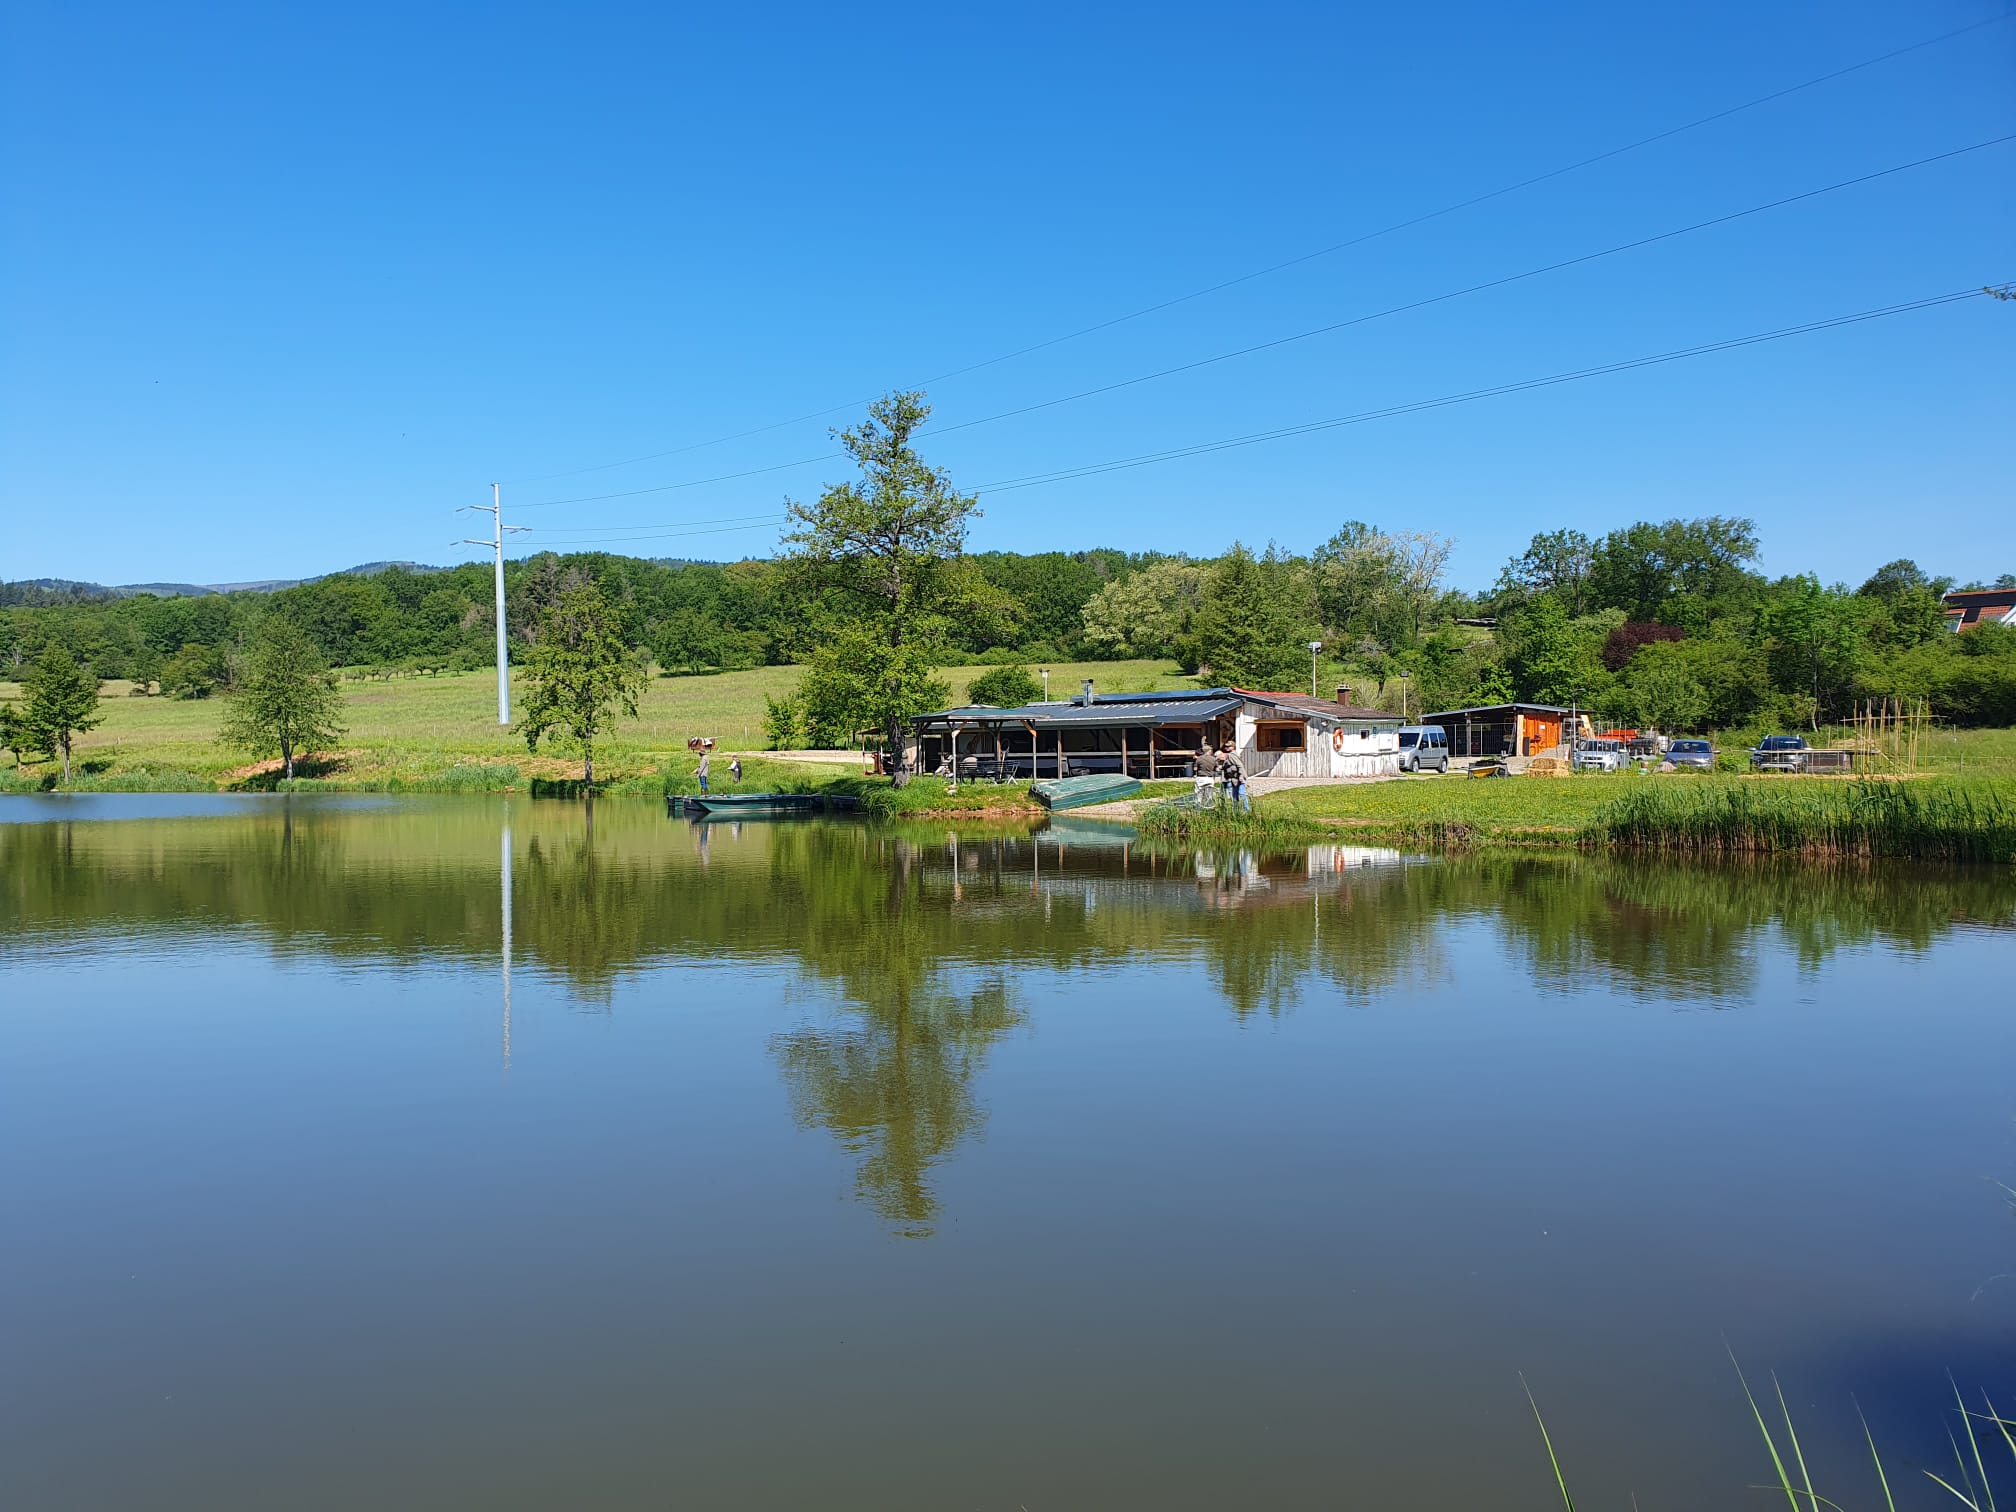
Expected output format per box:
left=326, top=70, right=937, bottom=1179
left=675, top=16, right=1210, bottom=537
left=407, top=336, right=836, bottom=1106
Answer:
left=1232, top=710, right=1400, bottom=779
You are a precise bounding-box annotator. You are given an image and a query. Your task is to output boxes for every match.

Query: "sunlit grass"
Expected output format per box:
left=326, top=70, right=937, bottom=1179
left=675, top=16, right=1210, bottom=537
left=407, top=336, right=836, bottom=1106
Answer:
left=0, top=659, right=1192, bottom=791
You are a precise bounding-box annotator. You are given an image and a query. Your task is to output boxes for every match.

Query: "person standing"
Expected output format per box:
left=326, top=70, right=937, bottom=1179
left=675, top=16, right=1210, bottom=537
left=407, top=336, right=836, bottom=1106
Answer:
left=1192, top=744, right=1218, bottom=808
left=729, top=755, right=743, bottom=785
left=1220, top=741, right=1249, bottom=812
left=696, top=749, right=712, bottom=795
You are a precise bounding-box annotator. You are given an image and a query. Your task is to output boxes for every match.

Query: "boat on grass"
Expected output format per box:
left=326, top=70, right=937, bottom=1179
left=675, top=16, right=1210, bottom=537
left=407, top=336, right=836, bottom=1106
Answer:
left=1031, top=774, right=1143, bottom=812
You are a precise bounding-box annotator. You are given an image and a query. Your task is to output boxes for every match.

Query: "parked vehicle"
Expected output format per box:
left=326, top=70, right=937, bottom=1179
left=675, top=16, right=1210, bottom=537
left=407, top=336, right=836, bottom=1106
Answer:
left=1573, top=738, right=1626, bottom=773
left=1667, top=738, right=1715, bottom=770
left=1750, top=734, right=1810, bottom=772
left=1397, top=725, right=1449, bottom=774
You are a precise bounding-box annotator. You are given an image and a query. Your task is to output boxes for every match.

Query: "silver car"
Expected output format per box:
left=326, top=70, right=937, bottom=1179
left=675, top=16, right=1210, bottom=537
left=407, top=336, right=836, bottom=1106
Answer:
left=1572, top=738, right=1625, bottom=773
left=1397, top=725, right=1449, bottom=774
left=1667, top=738, right=1715, bottom=770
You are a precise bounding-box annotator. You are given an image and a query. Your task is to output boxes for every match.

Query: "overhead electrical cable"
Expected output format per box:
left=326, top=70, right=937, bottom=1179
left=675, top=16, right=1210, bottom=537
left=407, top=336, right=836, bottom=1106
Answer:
left=969, top=286, right=2006, bottom=493
left=517, top=135, right=2015, bottom=516
left=479, top=284, right=2005, bottom=552
left=497, top=13, right=2009, bottom=487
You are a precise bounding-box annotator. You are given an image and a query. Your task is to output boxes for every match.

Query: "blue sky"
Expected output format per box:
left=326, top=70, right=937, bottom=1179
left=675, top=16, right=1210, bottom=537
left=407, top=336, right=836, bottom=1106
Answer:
left=2, top=0, right=2010, bottom=591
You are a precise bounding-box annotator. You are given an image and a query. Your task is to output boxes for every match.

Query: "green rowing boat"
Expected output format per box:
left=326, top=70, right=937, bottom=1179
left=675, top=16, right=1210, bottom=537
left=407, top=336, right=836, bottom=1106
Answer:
left=678, top=792, right=828, bottom=817
left=1030, top=774, right=1143, bottom=812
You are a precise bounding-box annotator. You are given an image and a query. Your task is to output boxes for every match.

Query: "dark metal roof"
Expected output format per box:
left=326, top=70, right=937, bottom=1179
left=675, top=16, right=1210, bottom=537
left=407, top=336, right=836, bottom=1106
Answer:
left=1421, top=702, right=1574, bottom=718
left=1242, top=691, right=1397, bottom=722
left=915, top=696, right=1241, bottom=728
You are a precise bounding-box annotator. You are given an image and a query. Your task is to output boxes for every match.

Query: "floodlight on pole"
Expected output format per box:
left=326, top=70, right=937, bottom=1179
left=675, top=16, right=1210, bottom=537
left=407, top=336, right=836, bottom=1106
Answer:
left=1308, top=641, right=1322, bottom=698
left=460, top=484, right=528, bottom=725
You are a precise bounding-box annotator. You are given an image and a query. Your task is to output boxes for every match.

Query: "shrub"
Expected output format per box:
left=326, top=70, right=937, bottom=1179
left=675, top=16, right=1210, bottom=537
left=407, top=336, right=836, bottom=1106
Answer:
left=966, top=664, right=1042, bottom=707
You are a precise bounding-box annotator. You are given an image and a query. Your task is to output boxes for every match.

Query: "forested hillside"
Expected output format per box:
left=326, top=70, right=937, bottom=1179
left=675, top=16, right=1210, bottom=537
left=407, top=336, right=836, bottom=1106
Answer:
left=5, top=521, right=2013, bottom=732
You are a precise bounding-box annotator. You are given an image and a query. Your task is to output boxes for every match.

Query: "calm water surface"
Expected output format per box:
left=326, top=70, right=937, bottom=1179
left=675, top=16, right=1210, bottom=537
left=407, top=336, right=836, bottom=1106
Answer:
left=2, top=794, right=2013, bottom=1510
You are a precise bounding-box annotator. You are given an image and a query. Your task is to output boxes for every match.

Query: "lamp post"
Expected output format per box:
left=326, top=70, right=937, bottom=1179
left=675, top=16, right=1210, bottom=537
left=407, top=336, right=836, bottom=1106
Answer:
left=1399, top=671, right=1410, bottom=723
left=1308, top=641, right=1322, bottom=699
left=1040, top=668, right=1050, bottom=702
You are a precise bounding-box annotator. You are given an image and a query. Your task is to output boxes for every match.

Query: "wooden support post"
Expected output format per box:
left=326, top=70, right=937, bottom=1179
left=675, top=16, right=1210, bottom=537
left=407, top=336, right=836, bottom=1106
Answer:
left=1057, top=728, right=1065, bottom=779
left=1120, top=724, right=1129, bottom=780
left=1149, top=729, right=1158, bottom=780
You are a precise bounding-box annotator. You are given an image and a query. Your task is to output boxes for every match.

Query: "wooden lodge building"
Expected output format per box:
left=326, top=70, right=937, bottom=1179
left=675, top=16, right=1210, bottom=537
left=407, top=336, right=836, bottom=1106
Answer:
left=912, top=685, right=1402, bottom=782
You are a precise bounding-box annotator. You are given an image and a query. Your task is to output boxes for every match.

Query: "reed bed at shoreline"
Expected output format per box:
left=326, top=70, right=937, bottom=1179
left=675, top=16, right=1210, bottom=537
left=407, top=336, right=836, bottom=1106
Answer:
left=1591, top=777, right=2016, bottom=864
left=1139, top=775, right=2016, bottom=863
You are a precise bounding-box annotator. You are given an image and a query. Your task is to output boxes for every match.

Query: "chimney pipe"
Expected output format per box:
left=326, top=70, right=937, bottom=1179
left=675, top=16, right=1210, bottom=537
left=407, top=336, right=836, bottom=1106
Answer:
left=1081, top=678, right=1095, bottom=705
left=1335, top=684, right=1350, bottom=706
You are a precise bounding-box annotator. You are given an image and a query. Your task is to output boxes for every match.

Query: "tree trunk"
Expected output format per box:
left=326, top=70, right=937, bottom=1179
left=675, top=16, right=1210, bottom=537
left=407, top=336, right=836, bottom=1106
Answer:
left=60, top=733, right=71, bottom=783
left=584, top=745, right=594, bottom=785
left=283, top=737, right=295, bottom=781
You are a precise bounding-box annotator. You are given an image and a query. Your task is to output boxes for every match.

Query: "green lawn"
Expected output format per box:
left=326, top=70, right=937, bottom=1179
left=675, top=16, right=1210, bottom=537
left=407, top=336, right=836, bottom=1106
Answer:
left=0, top=658, right=1195, bottom=792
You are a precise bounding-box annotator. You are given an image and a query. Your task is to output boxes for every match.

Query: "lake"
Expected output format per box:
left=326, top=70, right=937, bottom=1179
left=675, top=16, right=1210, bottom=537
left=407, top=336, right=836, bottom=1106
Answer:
left=3, top=794, right=2012, bottom=1510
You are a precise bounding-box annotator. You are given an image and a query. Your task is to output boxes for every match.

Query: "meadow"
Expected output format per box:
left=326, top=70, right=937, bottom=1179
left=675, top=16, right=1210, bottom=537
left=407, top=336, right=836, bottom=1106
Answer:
left=0, top=659, right=1195, bottom=792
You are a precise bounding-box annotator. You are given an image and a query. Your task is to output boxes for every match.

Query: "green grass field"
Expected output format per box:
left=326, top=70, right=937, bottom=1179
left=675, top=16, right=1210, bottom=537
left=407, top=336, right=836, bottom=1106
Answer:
left=0, top=659, right=1196, bottom=792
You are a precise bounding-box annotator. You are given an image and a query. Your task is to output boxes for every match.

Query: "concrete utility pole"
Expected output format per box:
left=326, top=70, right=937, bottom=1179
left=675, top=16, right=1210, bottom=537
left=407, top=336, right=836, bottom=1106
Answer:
left=461, top=484, right=527, bottom=725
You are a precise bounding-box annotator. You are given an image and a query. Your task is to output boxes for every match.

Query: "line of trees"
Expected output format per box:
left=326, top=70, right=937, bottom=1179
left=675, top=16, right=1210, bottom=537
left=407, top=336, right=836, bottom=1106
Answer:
left=7, top=392, right=2015, bottom=758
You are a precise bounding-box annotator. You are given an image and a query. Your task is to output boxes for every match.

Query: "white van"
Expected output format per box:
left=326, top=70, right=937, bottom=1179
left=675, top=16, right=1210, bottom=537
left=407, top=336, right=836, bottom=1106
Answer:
left=1397, top=725, right=1449, bottom=774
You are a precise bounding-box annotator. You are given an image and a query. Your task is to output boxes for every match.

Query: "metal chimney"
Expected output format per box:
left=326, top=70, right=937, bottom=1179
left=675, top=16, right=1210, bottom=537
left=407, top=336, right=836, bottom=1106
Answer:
left=1082, top=678, right=1095, bottom=705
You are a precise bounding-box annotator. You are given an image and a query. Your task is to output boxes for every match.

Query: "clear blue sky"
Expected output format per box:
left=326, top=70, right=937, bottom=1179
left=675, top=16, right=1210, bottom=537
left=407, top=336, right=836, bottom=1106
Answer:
left=3, top=0, right=2011, bottom=592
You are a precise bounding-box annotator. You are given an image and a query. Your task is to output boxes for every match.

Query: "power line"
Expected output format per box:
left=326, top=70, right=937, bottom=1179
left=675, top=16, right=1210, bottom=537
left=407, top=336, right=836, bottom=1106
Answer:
left=517, top=134, right=2014, bottom=514
left=921, top=136, right=2015, bottom=440
left=522, top=516, right=792, bottom=549
left=489, top=283, right=2005, bottom=551
left=516, top=509, right=786, bottom=539
left=496, top=13, right=2009, bottom=488
left=968, top=286, right=2004, bottom=493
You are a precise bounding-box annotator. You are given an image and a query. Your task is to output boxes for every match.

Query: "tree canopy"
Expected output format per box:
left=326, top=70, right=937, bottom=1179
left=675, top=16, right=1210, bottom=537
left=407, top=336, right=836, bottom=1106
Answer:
left=218, top=619, right=346, bottom=780
left=22, top=644, right=102, bottom=782
left=518, top=577, right=646, bottom=783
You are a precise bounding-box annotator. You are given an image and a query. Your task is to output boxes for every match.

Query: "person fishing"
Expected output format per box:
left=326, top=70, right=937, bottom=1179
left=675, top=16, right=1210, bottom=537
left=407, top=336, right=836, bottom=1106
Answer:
left=696, top=748, right=712, bottom=795
left=1193, top=743, right=1219, bottom=808
left=728, top=755, right=742, bottom=785
left=1219, top=741, right=1249, bottom=812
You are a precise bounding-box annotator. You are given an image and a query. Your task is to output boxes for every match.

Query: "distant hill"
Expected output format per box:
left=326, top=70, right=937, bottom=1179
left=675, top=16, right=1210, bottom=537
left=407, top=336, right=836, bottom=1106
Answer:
left=4, top=561, right=445, bottom=602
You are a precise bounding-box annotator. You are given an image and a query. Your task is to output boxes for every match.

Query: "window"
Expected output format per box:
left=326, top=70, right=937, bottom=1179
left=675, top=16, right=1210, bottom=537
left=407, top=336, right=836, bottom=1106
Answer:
left=1256, top=723, right=1305, bottom=751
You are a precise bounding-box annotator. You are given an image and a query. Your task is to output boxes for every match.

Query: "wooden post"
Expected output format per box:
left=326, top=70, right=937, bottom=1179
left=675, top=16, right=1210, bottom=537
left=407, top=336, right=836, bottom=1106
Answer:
left=1057, top=728, right=1065, bottom=779
left=1149, top=729, right=1157, bottom=780
left=994, top=724, right=1003, bottom=779
left=1120, top=724, right=1129, bottom=780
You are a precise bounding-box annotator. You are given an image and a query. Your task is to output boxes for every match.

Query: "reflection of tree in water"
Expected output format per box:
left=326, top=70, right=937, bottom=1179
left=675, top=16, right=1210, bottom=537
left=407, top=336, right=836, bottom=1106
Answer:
left=759, top=826, right=1028, bottom=1235
left=773, top=976, right=1018, bottom=1237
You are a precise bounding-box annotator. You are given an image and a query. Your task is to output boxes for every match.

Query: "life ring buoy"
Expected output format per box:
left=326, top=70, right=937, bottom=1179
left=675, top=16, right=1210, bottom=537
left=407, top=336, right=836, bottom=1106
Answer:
left=1331, top=727, right=1345, bottom=752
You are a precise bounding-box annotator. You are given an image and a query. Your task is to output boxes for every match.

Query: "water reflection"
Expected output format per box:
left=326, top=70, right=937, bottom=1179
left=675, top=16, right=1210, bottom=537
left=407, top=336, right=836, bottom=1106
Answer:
left=3, top=797, right=2014, bottom=1237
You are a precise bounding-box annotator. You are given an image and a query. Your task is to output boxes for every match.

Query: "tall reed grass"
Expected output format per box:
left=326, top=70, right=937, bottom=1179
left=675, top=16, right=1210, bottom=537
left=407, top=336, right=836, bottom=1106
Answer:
left=1587, top=778, right=2016, bottom=863
left=1529, top=1360, right=2016, bottom=1511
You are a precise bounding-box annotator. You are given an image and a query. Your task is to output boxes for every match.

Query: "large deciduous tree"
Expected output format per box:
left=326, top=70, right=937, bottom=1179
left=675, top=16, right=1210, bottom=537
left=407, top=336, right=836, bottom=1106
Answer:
left=23, top=644, right=102, bottom=783
left=1497, top=528, right=1595, bottom=615
left=218, top=619, right=347, bottom=780
left=781, top=392, right=979, bottom=757
left=1078, top=558, right=1206, bottom=661
left=519, top=578, right=645, bottom=783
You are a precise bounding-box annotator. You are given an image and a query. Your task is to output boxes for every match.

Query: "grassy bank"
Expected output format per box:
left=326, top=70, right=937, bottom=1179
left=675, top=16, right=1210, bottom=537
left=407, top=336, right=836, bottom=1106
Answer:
left=1141, top=772, right=2016, bottom=862
left=0, top=658, right=1190, bottom=793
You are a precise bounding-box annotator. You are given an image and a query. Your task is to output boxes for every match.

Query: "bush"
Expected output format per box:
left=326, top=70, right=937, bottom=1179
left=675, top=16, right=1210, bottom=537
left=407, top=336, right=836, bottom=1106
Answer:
left=763, top=693, right=809, bottom=750
left=966, top=664, right=1042, bottom=707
